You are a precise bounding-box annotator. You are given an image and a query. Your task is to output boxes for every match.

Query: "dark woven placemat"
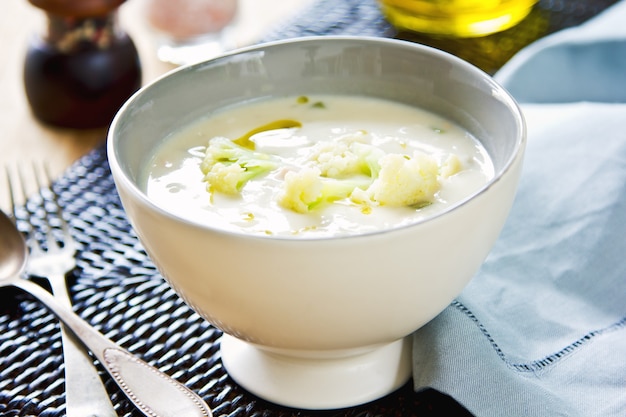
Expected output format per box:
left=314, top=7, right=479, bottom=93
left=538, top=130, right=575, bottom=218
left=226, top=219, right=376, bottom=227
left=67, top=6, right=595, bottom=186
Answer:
left=1, top=0, right=620, bottom=416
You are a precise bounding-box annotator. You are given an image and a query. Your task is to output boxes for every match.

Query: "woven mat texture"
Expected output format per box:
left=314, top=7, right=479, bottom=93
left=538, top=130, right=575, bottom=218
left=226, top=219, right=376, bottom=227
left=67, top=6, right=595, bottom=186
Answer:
left=0, top=0, right=619, bottom=416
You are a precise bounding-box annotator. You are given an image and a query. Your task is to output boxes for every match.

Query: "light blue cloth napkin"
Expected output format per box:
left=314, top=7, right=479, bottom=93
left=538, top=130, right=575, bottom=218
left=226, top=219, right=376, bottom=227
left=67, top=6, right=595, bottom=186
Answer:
left=412, top=2, right=626, bottom=416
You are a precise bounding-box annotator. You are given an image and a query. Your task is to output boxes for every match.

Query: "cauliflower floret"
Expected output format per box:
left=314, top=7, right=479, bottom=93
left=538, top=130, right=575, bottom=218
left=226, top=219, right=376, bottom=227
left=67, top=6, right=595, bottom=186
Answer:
left=349, top=185, right=377, bottom=207
left=308, top=141, right=360, bottom=178
left=278, top=167, right=372, bottom=213
left=204, top=162, right=248, bottom=194
left=278, top=167, right=324, bottom=213
left=201, top=137, right=278, bottom=194
left=367, top=152, right=441, bottom=207
left=307, top=136, right=385, bottom=179
left=350, top=141, right=385, bottom=178
left=440, top=154, right=463, bottom=178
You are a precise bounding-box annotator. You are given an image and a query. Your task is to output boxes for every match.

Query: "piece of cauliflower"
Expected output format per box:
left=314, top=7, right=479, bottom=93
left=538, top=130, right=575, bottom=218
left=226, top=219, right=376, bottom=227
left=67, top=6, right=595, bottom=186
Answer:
left=308, top=141, right=360, bottom=178
left=364, top=152, right=441, bottom=207
left=306, top=132, right=385, bottom=179
left=278, top=167, right=371, bottom=213
left=440, top=154, right=463, bottom=178
left=201, top=137, right=277, bottom=194
left=278, top=167, right=324, bottom=213
left=203, top=162, right=249, bottom=194
left=350, top=141, right=385, bottom=178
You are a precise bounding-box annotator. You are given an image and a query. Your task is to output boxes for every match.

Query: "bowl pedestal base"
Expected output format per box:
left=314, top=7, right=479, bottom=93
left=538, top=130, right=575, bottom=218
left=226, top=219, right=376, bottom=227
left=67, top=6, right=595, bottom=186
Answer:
left=220, top=334, right=412, bottom=410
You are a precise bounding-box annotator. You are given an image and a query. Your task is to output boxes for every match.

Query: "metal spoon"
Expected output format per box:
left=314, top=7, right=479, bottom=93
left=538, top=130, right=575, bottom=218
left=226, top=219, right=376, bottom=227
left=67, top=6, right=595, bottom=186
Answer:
left=0, top=210, right=212, bottom=417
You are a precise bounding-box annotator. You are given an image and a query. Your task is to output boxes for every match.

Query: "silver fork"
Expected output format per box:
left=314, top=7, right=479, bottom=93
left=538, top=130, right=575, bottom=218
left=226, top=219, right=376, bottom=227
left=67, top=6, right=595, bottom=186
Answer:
left=7, top=163, right=118, bottom=417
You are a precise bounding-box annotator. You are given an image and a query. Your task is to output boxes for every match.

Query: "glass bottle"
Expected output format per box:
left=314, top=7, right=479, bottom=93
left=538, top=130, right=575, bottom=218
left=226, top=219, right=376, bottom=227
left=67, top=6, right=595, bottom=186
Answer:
left=377, top=0, right=538, bottom=38
left=23, top=0, right=142, bottom=129
left=145, top=0, right=238, bottom=66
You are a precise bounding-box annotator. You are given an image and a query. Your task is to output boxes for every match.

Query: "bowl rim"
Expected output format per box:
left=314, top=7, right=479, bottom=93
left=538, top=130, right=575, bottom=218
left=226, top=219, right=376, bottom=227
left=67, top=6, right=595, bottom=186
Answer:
left=107, top=35, right=526, bottom=242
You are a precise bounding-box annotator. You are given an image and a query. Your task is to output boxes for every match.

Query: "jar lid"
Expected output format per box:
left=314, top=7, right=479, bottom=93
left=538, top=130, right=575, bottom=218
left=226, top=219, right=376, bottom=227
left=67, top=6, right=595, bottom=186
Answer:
left=28, top=0, right=126, bottom=17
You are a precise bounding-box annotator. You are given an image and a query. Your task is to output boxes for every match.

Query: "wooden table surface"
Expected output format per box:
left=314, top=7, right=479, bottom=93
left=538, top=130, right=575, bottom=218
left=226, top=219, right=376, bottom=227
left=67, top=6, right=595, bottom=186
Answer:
left=0, top=0, right=313, bottom=206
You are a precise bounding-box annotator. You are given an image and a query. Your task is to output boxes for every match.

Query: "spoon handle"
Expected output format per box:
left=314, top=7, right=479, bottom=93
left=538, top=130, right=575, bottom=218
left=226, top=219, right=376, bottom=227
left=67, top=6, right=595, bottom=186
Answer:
left=15, top=278, right=212, bottom=417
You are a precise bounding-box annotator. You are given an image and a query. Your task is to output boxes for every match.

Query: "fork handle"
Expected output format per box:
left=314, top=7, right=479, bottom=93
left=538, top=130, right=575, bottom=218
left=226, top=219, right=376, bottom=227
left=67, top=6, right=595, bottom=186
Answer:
left=47, top=273, right=118, bottom=417
left=15, top=278, right=212, bottom=417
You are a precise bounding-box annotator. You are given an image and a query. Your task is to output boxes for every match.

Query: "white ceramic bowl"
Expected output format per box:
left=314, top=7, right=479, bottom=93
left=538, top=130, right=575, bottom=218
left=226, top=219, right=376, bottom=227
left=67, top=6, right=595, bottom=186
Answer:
left=108, top=36, right=525, bottom=410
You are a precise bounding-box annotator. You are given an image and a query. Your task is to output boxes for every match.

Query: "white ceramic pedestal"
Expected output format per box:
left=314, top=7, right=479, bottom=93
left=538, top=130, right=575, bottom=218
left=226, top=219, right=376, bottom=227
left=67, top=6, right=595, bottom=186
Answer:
left=220, top=334, right=412, bottom=410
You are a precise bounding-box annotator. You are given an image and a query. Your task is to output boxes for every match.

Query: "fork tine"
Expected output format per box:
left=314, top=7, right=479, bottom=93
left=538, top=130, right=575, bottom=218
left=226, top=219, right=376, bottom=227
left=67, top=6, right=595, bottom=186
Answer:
left=5, top=166, right=18, bottom=223
left=31, top=162, right=76, bottom=255
left=8, top=164, right=41, bottom=254
left=6, top=162, right=77, bottom=257
left=5, top=168, right=12, bottom=218
left=41, top=163, right=75, bottom=250
left=32, top=163, right=55, bottom=253
left=6, top=165, right=33, bottom=232
left=6, top=163, right=58, bottom=255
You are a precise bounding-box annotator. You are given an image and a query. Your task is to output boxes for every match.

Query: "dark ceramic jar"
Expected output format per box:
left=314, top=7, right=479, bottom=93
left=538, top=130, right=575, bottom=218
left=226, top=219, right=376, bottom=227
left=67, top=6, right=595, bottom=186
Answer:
left=24, top=0, right=142, bottom=129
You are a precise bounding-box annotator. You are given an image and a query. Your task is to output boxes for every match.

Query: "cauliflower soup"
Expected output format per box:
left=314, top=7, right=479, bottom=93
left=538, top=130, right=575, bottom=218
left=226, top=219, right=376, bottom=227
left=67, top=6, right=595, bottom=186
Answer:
left=142, top=95, right=494, bottom=237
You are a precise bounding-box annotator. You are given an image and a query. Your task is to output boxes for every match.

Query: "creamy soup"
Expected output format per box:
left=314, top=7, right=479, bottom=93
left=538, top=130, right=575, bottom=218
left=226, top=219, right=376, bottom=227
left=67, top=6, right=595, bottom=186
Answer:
left=142, top=95, right=494, bottom=238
